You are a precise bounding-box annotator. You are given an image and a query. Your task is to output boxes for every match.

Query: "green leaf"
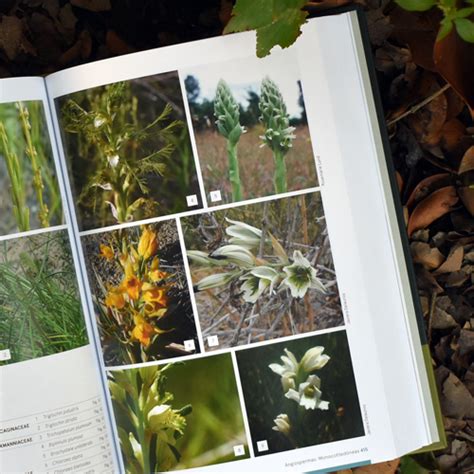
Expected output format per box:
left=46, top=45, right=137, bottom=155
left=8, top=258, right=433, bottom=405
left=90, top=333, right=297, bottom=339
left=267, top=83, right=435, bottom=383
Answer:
left=455, top=6, right=474, bottom=18
left=224, top=0, right=308, bottom=57
left=455, top=18, right=474, bottom=42
left=395, top=0, right=436, bottom=11
left=437, top=18, right=454, bottom=41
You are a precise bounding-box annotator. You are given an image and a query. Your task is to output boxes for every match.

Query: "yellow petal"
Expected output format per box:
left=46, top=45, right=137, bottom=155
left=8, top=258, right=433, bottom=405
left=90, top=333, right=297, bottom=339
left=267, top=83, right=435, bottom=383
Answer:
left=99, top=244, right=114, bottom=260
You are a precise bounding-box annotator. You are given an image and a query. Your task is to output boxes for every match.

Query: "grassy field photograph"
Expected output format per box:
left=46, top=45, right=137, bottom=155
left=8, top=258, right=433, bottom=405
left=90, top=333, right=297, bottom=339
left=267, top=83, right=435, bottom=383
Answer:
left=55, top=72, right=202, bottom=231
left=82, top=220, right=200, bottom=366
left=108, top=353, right=249, bottom=472
left=183, top=50, right=318, bottom=205
left=0, top=229, right=87, bottom=365
left=181, top=191, right=343, bottom=350
left=0, top=100, right=63, bottom=236
left=236, top=331, right=364, bottom=456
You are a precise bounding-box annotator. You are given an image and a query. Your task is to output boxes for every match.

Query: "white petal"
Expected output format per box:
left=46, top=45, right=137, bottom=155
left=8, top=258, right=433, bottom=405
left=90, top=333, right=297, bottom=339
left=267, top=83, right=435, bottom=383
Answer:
left=268, top=363, right=285, bottom=376
left=284, top=388, right=301, bottom=403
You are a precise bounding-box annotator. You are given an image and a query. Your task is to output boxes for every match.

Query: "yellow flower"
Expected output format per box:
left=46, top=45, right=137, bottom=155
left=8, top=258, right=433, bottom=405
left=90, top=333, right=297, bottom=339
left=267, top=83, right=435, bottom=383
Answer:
left=105, top=287, right=125, bottom=309
left=131, top=314, right=155, bottom=347
left=149, top=269, right=168, bottom=282
left=138, top=226, right=158, bottom=260
left=122, top=275, right=142, bottom=301
left=99, top=244, right=114, bottom=260
left=143, top=287, right=168, bottom=307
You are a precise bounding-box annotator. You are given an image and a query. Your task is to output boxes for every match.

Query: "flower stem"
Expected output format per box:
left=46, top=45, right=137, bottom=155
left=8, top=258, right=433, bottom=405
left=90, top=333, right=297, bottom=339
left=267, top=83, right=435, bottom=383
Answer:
left=227, top=141, right=242, bottom=201
left=273, top=148, right=287, bottom=194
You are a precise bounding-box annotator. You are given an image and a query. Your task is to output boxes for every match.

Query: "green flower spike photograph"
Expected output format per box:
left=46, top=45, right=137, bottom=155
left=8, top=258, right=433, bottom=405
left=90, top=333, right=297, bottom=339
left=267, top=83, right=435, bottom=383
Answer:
left=108, top=354, right=249, bottom=472
left=236, top=331, right=365, bottom=456
left=0, top=230, right=87, bottom=365
left=0, top=100, right=63, bottom=237
left=55, top=72, right=203, bottom=231
left=183, top=49, right=318, bottom=205
left=181, top=192, right=344, bottom=350
left=81, top=220, right=200, bottom=367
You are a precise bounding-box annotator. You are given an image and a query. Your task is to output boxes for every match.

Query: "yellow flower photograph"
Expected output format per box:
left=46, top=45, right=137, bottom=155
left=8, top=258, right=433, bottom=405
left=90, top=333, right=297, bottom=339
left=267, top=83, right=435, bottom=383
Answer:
left=81, top=220, right=200, bottom=366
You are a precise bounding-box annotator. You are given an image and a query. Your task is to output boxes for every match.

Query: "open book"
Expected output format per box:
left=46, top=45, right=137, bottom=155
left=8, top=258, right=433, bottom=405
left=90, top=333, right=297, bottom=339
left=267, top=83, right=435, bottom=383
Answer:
left=0, top=7, right=445, bottom=473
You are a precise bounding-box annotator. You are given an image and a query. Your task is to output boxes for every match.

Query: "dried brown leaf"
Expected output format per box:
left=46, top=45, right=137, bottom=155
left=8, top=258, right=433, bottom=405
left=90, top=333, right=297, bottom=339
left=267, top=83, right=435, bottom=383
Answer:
left=353, top=459, right=400, bottom=474
left=434, top=245, right=464, bottom=274
left=0, top=15, right=35, bottom=60
left=458, top=146, right=474, bottom=175
left=70, top=0, right=111, bottom=12
left=407, top=186, right=459, bottom=236
left=436, top=367, right=474, bottom=419
left=458, top=187, right=474, bottom=217
left=406, top=173, right=451, bottom=208
left=411, top=241, right=445, bottom=270
left=432, top=306, right=457, bottom=329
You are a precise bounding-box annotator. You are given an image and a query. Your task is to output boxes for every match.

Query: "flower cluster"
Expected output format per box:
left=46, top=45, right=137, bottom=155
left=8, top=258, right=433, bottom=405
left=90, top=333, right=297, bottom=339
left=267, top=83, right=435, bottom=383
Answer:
left=109, top=366, right=191, bottom=473
left=188, top=218, right=326, bottom=304
left=101, top=225, right=171, bottom=349
left=269, top=346, right=330, bottom=442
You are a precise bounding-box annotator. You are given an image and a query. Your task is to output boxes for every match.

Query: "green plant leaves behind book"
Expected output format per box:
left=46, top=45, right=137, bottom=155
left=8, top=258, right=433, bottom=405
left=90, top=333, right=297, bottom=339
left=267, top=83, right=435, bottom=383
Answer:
left=224, top=0, right=309, bottom=57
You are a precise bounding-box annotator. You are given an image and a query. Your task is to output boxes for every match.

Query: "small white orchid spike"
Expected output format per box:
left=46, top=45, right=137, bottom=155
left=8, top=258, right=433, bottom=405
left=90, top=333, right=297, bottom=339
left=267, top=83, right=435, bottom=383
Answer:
left=285, top=374, right=330, bottom=411
left=224, top=217, right=264, bottom=249
left=210, top=244, right=256, bottom=267
left=272, top=413, right=291, bottom=435
left=281, top=250, right=327, bottom=298
left=300, top=346, right=330, bottom=373
left=268, top=348, right=299, bottom=379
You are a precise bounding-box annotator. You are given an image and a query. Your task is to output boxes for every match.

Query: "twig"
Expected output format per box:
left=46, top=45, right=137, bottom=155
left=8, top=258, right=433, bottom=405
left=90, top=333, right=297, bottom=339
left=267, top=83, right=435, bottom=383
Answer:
left=387, top=84, right=451, bottom=127
left=428, top=291, right=437, bottom=345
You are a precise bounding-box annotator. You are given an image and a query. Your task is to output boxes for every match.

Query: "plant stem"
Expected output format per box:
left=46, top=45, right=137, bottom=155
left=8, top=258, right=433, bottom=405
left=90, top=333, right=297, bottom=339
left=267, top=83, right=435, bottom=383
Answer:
left=0, top=122, right=29, bottom=231
left=227, top=141, right=242, bottom=201
left=273, top=149, right=287, bottom=194
left=18, top=102, right=49, bottom=227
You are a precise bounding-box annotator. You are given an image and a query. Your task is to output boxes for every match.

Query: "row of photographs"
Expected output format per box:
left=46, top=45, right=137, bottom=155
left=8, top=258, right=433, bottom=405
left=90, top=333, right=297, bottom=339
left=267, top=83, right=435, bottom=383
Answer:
left=0, top=190, right=343, bottom=368
left=0, top=50, right=318, bottom=239
left=80, top=190, right=344, bottom=367
left=106, top=329, right=365, bottom=472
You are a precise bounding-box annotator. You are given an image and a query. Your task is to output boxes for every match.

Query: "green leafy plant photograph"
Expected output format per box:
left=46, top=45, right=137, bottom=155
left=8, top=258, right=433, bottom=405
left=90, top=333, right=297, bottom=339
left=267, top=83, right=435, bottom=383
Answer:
left=181, top=191, right=343, bottom=350
left=183, top=50, right=318, bottom=205
left=81, top=220, right=200, bottom=367
left=0, top=229, right=87, bottom=365
left=56, top=72, right=202, bottom=232
left=108, top=353, right=249, bottom=473
left=236, top=330, right=364, bottom=456
left=0, top=100, right=63, bottom=237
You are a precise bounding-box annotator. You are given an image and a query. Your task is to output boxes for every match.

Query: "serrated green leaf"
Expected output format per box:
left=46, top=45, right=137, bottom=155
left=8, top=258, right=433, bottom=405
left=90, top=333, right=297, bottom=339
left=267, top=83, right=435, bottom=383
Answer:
left=256, top=9, right=308, bottom=57
left=455, top=18, right=474, bottom=42
left=225, top=0, right=308, bottom=57
left=437, top=18, right=454, bottom=40
left=395, top=0, right=436, bottom=11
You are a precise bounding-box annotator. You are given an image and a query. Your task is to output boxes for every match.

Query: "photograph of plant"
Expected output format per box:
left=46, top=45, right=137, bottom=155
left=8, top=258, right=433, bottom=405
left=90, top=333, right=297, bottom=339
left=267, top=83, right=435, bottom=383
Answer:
left=181, top=192, right=343, bottom=349
left=82, top=220, right=200, bottom=366
left=55, top=72, right=202, bottom=231
left=236, top=330, right=364, bottom=456
left=0, top=229, right=87, bottom=365
left=0, top=100, right=63, bottom=236
left=183, top=50, right=318, bottom=204
left=108, top=353, right=249, bottom=472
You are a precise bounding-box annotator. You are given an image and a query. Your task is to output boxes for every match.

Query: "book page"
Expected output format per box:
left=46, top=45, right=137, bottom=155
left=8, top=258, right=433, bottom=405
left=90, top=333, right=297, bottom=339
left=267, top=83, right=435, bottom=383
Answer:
left=44, top=11, right=435, bottom=473
left=0, top=78, right=115, bottom=473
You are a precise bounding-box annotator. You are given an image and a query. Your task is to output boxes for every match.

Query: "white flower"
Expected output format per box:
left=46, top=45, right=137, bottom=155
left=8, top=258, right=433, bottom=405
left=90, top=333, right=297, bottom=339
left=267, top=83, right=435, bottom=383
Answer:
left=285, top=375, right=329, bottom=411
left=94, top=115, right=106, bottom=128
left=272, top=414, right=291, bottom=435
left=240, top=266, right=280, bottom=303
left=210, top=244, right=255, bottom=267
left=107, top=154, right=120, bottom=168
left=195, top=272, right=235, bottom=291
left=281, top=250, right=326, bottom=298
left=225, top=218, right=263, bottom=249
left=148, top=404, right=186, bottom=434
left=281, top=373, right=295, bottom=392
left=268, top=348, right=299, bottom=379
left=300, top=346, right=330, bottom=373
left=187, top=250, right=217, bottom=266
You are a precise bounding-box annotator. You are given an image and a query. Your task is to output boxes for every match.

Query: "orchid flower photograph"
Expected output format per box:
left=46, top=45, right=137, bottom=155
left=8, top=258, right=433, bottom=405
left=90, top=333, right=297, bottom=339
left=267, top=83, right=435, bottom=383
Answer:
left=182, top=50, right=318, bottom=206
left=109, top=354, right=249, bottom=472
left=55, top=72, right=202, bottom=232
left=182, top=192, right=344, bottom=349
left=81, top=220, right=200, bottom=367
left=236, top=331, right=364, bottom=455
